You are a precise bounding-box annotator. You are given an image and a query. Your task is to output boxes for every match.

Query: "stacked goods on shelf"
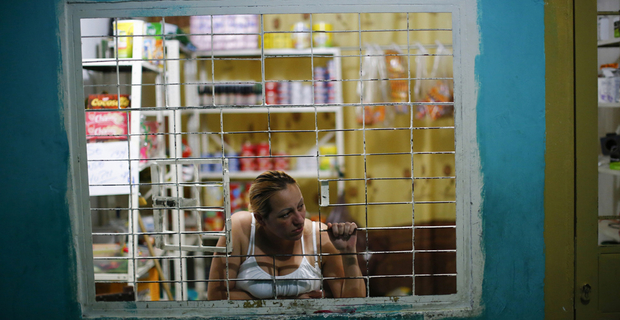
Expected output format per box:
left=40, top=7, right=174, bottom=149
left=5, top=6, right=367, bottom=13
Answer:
left=112, top=20, right=143, bottom=58
left=200, top=141, right=291, bottom=173
left=111, top=20, right=167, bottom=62
left=189, top=15, right=259, bottom=51
left=314, top=61, right=337, bottom=104
left=230, top=182, right=252, bottom=213
left=263, top=64, right=335, bottom=106
left=85, top=94, right=131, bottom=141
left=203, top=181, right=252, bottom=231
left=291, top=22, right=311, bottom=49
left=265, top=82, right=278, bottom=105
left=139, top=118, right=160, bottom=162
left=143, top=22, right=164, bottom=64
left=598, top=63, right=620, bottom=103
left=312, top=22, right=333, bottom=48
left=198, top=83, right=263, bottom=106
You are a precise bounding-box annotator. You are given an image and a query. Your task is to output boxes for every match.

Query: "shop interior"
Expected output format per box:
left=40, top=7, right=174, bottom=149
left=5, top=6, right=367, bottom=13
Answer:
left=81, top=12, right=457, bottom=301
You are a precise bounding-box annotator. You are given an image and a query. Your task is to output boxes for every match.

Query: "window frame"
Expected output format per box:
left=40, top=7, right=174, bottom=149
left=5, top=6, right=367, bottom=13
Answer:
left=63, top=0, right=482, bottom=317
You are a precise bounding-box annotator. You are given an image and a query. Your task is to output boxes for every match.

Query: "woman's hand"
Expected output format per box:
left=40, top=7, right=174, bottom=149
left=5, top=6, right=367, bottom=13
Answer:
left=276, top=290, right=323, bottom=299
left=326, top=222, right=358, bottom=253
left=296, top=290, right=324, bottom=299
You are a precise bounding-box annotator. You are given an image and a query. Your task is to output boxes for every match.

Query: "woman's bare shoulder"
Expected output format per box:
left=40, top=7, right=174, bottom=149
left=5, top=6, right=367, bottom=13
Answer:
left=226, top=211, right=254, bottom=256
left=231, top=211, right=253, bottom=237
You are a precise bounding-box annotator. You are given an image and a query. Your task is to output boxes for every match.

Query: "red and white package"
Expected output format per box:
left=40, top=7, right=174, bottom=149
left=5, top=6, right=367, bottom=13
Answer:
left=240, top=142, right=257, bottom=171
left=85, top=94, right=131, bottom=141
left=85, top=111, right=128, bottom=141
left=273, top=151, right=290, bottom=170
left=256, top=142, right=273, bottom=171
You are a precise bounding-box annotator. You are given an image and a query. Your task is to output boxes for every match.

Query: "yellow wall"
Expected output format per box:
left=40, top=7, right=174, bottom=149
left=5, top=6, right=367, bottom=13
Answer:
left=181, top=12, right=455, bottom=227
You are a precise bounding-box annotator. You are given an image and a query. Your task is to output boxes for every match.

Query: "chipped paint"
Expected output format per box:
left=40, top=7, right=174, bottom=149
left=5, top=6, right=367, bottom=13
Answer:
left=243, top=300, right=265, bottom=308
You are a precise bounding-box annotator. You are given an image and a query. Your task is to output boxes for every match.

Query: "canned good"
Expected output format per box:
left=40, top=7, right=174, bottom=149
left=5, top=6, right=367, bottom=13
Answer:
left=265, top=82, right=278, bottom=105
left=240, top=142, right=257, bottom=171
left=312, top=22, right=333, bottom=48
left=291, top=22, right=311, bottom=49
left=274, top=152, right=290, bottom=170
left=256, top=142, right=273, bottom=170
left=227, top=151, right=239, bottom=172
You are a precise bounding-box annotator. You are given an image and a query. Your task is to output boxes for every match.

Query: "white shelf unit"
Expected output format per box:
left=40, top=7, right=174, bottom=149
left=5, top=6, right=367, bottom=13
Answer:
left=83, top=38, right=182, bottom=290
left=598, top=38, right=620, bottom=47
left=183, top=47, right=345, bottom=182
left=599, top=102, right=620, bottom=108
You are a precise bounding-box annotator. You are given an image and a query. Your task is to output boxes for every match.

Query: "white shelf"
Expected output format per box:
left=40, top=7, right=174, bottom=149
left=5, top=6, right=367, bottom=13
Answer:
left=200, top=170, right=338, bottom=180
left=599, top=102, right=620, bottom=108
left=186, top=106, right=341, bottom=114
left=598, top=38, right=620, bottom=47
left=94, top=260, right=154, bottom=282
left=141, top=109, right=174, bottom=117
left=193, top=47, right=341, bottom=57
left=82, top=58, right=162, bottom=73
left=599, top=164, right=620, bottom=176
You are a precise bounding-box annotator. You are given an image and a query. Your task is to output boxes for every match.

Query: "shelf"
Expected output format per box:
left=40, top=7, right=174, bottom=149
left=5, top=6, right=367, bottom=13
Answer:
left=185, top=106, right=341, bottom=115
left=599, top=102, right=620, bottom=108
left=598, top=38, right=620, bottom=47
left=193, top=47, right=341, bottom=57
left=200, top=170, right=338, bottom=180
left=599, top=164, right=620, bottom=176
left=82, top=58, right=162, bottom=73
left=94, top=260, right=154, bottom=282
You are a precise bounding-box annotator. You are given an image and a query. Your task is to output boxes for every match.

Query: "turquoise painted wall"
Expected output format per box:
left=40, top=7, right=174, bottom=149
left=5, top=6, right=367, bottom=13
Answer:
left=0, top=1, right=80, bottom=319
left=0, top=0, right=545, bottom=319
left=475, top=0, right=546, bottom=318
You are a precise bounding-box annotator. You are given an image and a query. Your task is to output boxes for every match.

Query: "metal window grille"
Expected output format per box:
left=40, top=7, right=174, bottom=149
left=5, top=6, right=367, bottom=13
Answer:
left=70, top=1, right=481, bottom=317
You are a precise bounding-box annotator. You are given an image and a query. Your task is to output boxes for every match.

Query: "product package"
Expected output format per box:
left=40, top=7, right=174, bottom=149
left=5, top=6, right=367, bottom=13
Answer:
left=356, top=44, right=392, bottom=126
left=113, top=20, right=144, bottom=58
left=414, top=41, right=454, bottom=120
left=189, top=15, right=259, bottom=51
left=385, top=45, right=409, bottom=114
left=143, top=22, right=164, bottom=63
left=312, top=22, right=333, bottom=48
left=85, top=94, right=131, bottom=141
left=599, top=65, right=620, bottom=103
left=140, top=118, right=160, bottom=162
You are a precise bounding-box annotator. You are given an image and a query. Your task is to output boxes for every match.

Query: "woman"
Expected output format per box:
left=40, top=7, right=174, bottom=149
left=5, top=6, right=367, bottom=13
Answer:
left=207, top=170, right=366, bottom=300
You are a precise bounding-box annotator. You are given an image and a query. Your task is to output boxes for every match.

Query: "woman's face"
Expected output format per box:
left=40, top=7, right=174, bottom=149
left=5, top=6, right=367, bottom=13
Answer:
left=262, top=183, right=306, bottom=240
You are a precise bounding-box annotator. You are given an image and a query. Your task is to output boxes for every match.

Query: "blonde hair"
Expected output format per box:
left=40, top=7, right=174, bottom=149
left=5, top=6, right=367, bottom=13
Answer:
left=249, top=170, right=298, bottom=218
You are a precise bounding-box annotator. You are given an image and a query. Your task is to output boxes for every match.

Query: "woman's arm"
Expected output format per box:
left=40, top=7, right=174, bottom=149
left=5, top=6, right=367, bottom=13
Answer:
left=207, top=213, right=255, bottom=300
left=320, top=222, right=366, bottom=298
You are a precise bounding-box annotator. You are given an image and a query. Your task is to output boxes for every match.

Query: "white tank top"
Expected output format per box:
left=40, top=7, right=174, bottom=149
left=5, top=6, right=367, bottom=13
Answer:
left=235, top=216, right=322, bottom=299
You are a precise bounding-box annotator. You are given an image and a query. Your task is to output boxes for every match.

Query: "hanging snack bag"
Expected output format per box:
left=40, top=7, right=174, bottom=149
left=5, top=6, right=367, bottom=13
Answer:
left=356, top=44, right=390, bottom=125
left=414, top=41, right=454, bottom=120
left=385, top=45, right=409, bottom=114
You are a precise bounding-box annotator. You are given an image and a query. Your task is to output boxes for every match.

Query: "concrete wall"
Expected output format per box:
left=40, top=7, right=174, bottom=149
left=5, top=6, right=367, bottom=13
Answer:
left=0, top=0, right=546, bottom=319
